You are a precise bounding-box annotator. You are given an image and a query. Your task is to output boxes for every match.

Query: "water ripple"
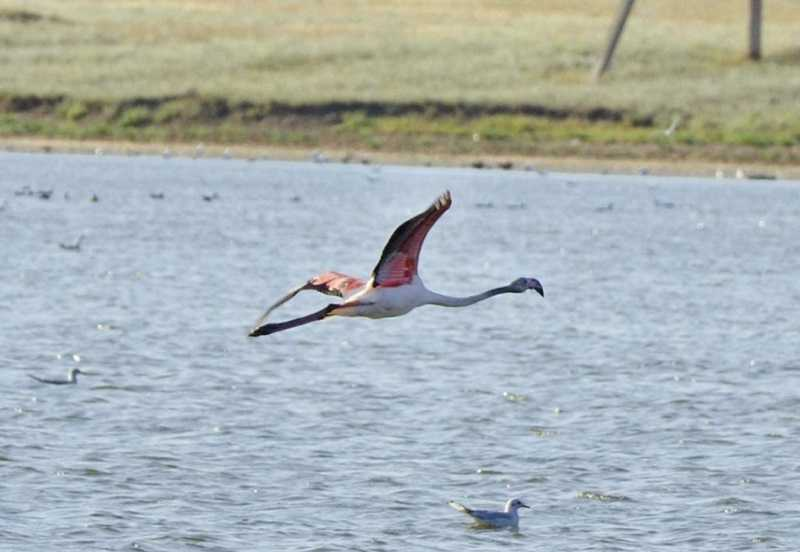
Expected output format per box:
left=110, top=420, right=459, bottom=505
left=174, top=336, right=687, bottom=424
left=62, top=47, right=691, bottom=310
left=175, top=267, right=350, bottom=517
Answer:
left=2, top=154, right=799, bottom=551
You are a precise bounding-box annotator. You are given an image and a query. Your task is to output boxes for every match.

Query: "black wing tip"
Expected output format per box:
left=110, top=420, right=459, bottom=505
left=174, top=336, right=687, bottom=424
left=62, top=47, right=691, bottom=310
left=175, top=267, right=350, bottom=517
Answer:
left=249, top=304, right=337, bottom=338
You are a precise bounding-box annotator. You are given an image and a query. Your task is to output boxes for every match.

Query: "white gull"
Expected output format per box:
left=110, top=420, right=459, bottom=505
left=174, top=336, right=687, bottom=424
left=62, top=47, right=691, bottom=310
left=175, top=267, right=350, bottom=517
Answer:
left=29, top=367, right=88, bottom=385
left=448, top=498, right=530, bottom=529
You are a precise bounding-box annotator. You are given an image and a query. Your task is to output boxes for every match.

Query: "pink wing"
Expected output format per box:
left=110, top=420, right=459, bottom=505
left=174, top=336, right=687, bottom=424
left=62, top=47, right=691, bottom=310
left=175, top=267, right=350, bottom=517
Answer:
left=306, top=272, right=366, bottom=298
left=251, top=271, right=366, bottom=330
left=371, top=191, right=452, bottom=287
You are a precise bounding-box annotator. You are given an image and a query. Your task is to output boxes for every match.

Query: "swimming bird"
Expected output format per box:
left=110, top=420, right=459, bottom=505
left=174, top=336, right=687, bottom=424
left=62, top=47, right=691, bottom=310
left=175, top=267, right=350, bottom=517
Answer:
left=28, top=368, right=87, bottom=385
left=449, top=498, right=530, bottom=529
left=311, top=150, right=329, bottom=163
left=59, top=234, right=84, bottom=251
left=249, top=191, right=543, bottom=337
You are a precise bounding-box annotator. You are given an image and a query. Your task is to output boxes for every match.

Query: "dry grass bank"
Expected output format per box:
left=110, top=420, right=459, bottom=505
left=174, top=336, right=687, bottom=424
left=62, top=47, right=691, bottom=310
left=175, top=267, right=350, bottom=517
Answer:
left=1, top=1, right=799, bottom=165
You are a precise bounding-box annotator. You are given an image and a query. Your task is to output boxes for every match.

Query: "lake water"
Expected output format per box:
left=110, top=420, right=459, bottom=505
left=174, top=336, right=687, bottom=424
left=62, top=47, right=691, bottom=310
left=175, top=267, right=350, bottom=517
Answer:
left=1, top=151, right=799, bottom=551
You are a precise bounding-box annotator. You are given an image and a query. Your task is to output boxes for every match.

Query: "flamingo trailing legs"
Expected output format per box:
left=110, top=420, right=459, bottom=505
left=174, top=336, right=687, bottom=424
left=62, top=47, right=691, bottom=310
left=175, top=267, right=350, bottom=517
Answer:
left=249, top=191, right=543, bottom=337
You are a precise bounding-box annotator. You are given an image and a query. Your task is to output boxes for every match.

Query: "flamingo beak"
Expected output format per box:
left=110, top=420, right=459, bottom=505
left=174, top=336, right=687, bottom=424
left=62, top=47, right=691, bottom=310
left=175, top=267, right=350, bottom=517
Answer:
left=531, top=279, right=544, bottom=297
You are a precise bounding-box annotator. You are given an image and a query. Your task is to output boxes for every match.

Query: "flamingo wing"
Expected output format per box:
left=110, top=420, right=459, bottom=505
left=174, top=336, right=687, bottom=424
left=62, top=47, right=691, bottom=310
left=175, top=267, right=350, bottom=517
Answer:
left=370, top=191, right=452, bottom=287
left=305, top=271, right=366, bottom=297
left=251, top=271, right=365, bottom=330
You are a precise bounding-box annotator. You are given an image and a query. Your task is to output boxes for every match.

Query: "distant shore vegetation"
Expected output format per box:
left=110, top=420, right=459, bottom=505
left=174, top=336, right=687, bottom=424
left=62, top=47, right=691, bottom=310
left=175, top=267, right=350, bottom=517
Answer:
left=1, top=1, right=799, bottom=164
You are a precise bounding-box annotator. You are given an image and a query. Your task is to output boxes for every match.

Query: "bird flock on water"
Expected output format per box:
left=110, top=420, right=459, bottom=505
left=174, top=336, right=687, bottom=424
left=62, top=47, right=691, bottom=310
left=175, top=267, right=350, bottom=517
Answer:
left=22, top=187, right=542, bottom=531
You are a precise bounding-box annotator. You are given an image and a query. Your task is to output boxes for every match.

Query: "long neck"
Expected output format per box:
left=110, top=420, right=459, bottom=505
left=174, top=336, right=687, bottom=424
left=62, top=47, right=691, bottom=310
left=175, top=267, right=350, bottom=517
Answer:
left=426, top=285, right=513, bottom=308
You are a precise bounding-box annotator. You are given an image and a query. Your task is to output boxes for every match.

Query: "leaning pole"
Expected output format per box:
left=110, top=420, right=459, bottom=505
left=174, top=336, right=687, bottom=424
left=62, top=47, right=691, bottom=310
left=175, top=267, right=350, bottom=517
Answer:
left=593, top=0, right=636, bottom=80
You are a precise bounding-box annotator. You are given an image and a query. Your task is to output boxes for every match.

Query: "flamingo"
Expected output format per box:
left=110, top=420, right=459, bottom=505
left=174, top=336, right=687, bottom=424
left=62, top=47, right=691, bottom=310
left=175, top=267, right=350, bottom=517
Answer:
left=249, top=191, right=543, bottom=337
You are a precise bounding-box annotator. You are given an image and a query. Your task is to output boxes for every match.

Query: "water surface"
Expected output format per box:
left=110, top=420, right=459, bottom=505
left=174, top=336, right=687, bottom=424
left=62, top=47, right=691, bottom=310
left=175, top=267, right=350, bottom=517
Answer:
left=1, top=152, right=799, bottom=551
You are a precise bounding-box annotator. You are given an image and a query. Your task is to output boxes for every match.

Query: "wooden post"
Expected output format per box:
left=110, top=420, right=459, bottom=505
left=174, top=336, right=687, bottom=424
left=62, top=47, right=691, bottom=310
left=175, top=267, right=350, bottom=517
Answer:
left=594, top=0, right=636, bottom=79
left=748, top=0, right=762, bottom=60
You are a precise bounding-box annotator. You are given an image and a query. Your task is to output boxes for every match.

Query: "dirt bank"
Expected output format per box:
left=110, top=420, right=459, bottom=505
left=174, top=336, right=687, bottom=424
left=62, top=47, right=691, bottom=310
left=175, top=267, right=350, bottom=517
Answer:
left=2, top=136, right=797, bottom=180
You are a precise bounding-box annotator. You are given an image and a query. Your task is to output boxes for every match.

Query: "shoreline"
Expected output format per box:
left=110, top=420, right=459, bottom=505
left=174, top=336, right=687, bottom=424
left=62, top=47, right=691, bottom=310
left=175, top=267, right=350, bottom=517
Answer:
left=2, top=136, right=799, bottom=180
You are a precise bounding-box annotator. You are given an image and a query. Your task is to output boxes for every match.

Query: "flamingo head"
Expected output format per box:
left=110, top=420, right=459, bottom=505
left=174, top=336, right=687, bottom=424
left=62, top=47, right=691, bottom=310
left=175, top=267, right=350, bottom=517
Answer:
left=509, top=277, right=543, bottom=297
left=504, top=498, right=531, bottom=512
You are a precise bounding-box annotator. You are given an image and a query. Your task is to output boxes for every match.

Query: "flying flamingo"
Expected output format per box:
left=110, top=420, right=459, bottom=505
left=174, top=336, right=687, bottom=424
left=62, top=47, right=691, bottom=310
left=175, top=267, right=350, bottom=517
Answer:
left=249, top=191, right=543, bottom=337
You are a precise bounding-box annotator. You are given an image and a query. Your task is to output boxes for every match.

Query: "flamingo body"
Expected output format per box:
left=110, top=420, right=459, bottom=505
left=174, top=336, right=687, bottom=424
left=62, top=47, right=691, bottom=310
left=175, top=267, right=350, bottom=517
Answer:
left=342, top=276, right=433, bottom=319
left=249, top=191, right=543, bottom=337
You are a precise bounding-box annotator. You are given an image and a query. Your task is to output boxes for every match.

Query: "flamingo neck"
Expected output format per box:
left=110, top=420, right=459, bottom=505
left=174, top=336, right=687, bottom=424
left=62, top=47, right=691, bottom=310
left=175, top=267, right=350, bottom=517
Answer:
left=425, top=286, right=511, bottom=308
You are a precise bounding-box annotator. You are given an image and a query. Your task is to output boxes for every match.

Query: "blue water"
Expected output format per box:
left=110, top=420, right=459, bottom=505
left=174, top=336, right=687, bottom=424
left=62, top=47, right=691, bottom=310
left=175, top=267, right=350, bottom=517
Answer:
left=1, top=152, right=799, bottom=551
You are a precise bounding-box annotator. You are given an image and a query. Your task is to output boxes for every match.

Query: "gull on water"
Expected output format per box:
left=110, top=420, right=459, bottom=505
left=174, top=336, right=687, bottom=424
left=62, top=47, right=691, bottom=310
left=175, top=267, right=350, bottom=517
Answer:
left=448, top=498, right=530, bottom=530
left=59, top=234, right=84, bottom=251
left=28, top=368, right=89, bottom=385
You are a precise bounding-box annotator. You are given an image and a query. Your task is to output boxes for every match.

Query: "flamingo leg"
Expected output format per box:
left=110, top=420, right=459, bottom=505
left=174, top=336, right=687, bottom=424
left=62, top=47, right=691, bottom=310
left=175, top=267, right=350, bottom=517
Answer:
left=251, top=284, right=310, bottom=330
left=249, top=304, right=339, bottom=337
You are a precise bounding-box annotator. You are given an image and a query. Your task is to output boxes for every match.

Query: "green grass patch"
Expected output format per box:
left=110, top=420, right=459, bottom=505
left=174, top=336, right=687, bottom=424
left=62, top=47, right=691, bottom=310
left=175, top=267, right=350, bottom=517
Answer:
left=57, top=100, right=90, bottom=121
left=118, top=107, right=153, bottom=128
left=0, top=91, right=798, bottom=162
